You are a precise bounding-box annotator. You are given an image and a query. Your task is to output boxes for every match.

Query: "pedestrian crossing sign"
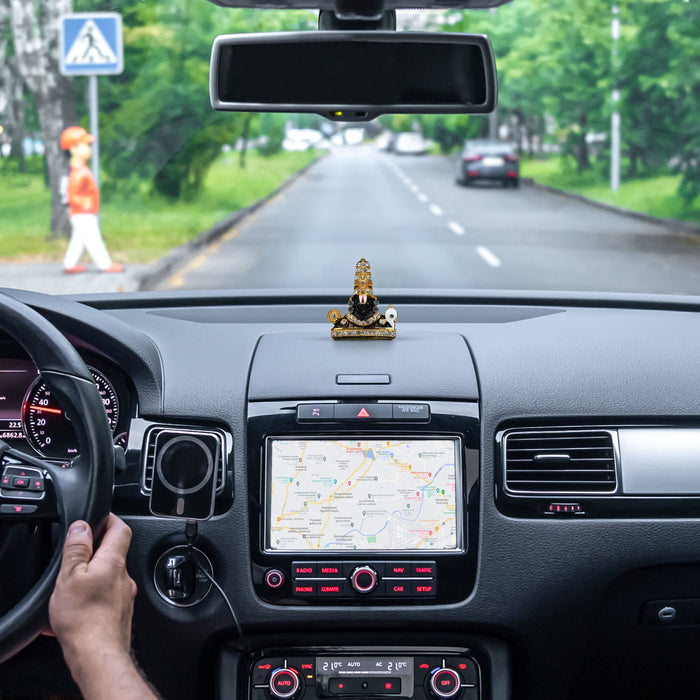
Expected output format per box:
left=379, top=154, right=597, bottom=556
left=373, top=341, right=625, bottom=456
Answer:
left=60, top=13, right=123, bottom=76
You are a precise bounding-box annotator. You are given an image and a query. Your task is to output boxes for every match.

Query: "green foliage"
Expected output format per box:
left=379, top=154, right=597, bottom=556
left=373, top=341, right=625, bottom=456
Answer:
left=0, top=150, right=319, bottom=261
left=446, top=0, right=699, bottom=202
left=73, top=1, right=316, bottom=199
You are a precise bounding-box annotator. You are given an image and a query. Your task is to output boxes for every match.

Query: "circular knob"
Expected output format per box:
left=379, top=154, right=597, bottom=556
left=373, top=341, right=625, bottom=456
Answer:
left=350, top=566, right=378, bottom=594
left=269, top=668, right=301, bottom=700
left=265, top=569, right=285, bottom=589
left=429, top=668, right=461, bottom=699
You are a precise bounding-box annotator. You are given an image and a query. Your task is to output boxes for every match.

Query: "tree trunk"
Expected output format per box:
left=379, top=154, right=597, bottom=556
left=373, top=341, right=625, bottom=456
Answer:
left=577, top=113, right=590, bottom=172
left=239, top=113, right=252, bottom=169
left=10, top=0, right=75, bottom=238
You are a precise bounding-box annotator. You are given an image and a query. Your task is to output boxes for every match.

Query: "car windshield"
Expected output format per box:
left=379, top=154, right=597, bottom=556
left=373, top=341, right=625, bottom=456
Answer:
left=1, top=0, right=698, bottom=296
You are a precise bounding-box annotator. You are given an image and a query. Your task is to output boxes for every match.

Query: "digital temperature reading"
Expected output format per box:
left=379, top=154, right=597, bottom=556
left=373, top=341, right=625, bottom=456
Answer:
left=317, top=658, right=412, bottom=675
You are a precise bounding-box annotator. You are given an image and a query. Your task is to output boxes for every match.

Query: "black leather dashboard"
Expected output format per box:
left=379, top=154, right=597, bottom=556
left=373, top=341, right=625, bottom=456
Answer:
left=3, top=287, right=700, bottom=700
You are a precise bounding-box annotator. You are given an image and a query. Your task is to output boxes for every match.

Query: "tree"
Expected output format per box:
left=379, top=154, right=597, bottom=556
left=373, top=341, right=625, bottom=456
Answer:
left=10, top=0, right=77, bottom=236
left=0, top=4, right=27, bottom=170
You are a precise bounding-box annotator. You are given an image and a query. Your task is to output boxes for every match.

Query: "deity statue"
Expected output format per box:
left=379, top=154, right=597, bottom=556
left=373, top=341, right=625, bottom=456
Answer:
left=327, top=259, right=397, bottom=339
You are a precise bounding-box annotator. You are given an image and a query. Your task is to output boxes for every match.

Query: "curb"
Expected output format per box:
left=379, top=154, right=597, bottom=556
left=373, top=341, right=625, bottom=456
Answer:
left=522, top=177, right=700, bottom=236
left=136, top=154, right=324, bottom=291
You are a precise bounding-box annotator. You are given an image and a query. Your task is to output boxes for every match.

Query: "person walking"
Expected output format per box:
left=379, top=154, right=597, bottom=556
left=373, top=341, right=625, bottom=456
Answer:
left=60, top=126, right=123, bottom=274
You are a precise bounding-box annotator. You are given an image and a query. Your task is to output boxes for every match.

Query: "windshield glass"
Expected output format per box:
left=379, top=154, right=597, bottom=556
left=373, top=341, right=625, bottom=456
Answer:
left=1, top=1, right=698, bottom=295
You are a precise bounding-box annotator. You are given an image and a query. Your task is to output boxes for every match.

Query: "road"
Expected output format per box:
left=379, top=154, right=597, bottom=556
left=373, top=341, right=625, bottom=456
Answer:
left=158, top=146, right=700, bottom=295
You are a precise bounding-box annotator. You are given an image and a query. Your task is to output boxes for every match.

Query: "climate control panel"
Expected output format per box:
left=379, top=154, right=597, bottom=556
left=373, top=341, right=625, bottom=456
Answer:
left=248, top=652, right=480, bottom=700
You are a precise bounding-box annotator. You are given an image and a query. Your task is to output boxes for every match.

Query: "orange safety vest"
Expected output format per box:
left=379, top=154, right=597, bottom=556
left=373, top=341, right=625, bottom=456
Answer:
left=67, top=163, right=100, bottom=215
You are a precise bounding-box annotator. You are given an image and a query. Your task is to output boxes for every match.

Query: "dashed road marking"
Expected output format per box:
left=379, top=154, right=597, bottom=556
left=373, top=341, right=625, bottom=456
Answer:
left=476, top=246, right=502, bottom=268
left=429, top=204, right=443, bottom=217
left=448, top=221, right=465, bottom=236
left=418, top=193, right=428, bottom=203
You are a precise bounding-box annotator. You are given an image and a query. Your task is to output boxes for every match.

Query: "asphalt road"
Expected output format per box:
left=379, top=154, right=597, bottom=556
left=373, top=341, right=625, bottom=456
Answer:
left=158, top=146, right=700, bottom=295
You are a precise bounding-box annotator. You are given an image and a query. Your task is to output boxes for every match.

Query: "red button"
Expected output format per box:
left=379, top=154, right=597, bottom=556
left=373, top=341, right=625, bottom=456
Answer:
left=319, top=565, right=342, bottom=576
left=270, top=669, right=300, bottom=699
left=293, top=584, right=316, bottom=596
left=413, top=582, right=436, bottom=596
left=357, top=408, right=370, bottom=418
left=292, top=562, right=316, bottom=576
left=412, top=562, right=435, bottom=576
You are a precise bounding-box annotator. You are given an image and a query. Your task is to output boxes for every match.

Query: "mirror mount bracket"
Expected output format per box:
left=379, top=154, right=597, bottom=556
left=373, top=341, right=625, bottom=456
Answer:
left=319, top=8, right=396, bottom=30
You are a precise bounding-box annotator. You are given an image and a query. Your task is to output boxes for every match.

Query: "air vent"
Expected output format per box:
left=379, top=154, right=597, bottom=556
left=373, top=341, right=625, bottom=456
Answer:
left=142, top=427, right=226, bottom=494
left=503, top=429, right=617, bottom=494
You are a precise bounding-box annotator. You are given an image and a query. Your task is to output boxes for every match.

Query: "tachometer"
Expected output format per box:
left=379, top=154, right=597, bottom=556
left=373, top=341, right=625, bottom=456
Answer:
left=22, top=367, right=119, bottom=459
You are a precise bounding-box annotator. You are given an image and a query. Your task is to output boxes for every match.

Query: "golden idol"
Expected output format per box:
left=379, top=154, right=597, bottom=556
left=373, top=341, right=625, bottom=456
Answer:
left=327, top=258, right=397, bottom=339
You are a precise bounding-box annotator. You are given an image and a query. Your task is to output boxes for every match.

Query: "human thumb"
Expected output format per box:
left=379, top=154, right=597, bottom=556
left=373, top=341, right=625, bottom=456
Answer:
left=61, top=520, right=94, bottom=575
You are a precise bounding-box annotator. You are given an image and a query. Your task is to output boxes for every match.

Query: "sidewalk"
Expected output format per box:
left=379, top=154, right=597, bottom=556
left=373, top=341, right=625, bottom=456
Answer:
left=0, top=262, right=149, bottom=295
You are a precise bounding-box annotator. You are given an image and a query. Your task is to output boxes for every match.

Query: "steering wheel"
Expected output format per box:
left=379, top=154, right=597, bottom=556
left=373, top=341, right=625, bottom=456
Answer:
left=0, top=292, right=114, bottom=663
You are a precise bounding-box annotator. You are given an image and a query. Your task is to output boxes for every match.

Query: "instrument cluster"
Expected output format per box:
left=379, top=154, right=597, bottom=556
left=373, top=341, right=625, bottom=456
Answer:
left=0, top=356, right=131, bottom=461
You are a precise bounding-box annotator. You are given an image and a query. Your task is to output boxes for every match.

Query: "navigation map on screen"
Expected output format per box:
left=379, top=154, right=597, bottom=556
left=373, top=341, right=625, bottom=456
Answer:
left=267, top=438, right=459, bottom=551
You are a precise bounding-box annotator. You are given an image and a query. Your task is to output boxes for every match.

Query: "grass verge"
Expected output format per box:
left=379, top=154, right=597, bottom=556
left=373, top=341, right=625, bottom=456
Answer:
left=0, top=150, right=318, bottom=263
left=521, top=158, right=700, bottom=227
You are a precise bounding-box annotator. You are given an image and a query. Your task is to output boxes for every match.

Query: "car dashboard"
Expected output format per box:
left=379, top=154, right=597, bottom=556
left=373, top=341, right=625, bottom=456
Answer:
left=3, top=286, right=700, bottom=700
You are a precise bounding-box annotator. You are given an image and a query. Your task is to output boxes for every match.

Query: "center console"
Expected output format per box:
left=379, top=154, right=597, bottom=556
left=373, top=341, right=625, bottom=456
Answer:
left=247, top=400, right=479, bottom=605
left=249, top=649, right=480, bottom=700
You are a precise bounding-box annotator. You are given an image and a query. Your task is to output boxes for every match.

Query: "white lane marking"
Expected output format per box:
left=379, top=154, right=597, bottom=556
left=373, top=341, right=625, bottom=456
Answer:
left=418, top=193, right=428, bottom=203
left=448, top=221, right=465, bottom=236
left=476, top=246, right=502, bottom=268
left=429, top=204, right=443, bottom=216
left=410, top=184, right=419, bottom=193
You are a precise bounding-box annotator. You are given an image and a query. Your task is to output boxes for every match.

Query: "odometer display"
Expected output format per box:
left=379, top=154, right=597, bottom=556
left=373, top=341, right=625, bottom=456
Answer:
left=22, top=367, right=119, bottom=458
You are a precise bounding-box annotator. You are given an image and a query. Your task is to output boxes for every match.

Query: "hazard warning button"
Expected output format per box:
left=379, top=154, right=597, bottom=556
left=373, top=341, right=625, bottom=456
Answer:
left=334, top=404, right=393, bottom=420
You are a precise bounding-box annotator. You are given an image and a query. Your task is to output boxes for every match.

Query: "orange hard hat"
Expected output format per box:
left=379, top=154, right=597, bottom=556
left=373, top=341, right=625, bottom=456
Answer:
left=60, top=126, right=95, bottom=150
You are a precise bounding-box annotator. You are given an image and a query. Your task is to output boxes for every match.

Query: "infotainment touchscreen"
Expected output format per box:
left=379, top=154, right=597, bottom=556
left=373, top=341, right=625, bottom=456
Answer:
left=266, top=437, right=461, bottom=552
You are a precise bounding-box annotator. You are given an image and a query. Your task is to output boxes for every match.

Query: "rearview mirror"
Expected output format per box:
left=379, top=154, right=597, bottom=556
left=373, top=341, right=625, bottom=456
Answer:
left=210, top=31, right=497, bottom=122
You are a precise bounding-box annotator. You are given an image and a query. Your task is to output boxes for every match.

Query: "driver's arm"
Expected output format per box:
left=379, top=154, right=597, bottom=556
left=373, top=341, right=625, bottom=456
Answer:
left=49, top=514, right=160, bottom=700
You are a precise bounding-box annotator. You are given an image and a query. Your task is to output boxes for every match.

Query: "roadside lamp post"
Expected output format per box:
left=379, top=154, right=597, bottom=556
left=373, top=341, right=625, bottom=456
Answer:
left=610, top=3, right=621, bottom=192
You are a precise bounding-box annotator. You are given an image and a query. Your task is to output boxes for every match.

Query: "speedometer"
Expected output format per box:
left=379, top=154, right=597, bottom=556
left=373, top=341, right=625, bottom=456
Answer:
left=22, top=367, right=119, bottom=459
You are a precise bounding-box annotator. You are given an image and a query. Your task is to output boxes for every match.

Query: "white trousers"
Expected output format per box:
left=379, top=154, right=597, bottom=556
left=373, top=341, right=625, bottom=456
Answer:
left=63, top=214, right=112, bottom=270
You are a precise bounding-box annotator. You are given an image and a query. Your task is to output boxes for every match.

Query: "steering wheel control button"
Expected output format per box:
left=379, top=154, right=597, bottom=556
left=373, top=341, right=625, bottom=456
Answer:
left=265, top=569, right=285, bottom=589
left=429, top=668, right=461, bottom=699
left=297, top=404, right=334, bottom=421
left=393, top=403, right=430, bottom=421
left=0, top=504, right=38, bottom=515
left=11, top=477, right=30, bottom=489
left=269, top=668, right=301, bottom=699
left=1, top=488, right=43, bottom=500
left=28, top=477, right=45, bottom=492
left=350, top=566, right=378, bottom=594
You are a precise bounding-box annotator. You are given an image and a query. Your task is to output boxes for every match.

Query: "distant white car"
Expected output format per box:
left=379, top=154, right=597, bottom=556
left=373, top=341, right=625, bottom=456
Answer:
left=393, top=132, right=426, bottom=155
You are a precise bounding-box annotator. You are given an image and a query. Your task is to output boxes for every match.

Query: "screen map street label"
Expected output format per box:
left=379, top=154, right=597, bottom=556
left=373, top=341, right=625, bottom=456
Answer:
left=268, top=439, right=458, bottom=551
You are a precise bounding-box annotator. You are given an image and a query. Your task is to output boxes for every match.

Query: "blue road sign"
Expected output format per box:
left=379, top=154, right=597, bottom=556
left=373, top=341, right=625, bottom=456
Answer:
left=60, top=13, right=123, bottom=76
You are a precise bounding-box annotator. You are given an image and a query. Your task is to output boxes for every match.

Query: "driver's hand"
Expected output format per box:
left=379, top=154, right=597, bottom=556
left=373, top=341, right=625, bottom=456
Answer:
left=48, top=514, right=137, bottom=667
